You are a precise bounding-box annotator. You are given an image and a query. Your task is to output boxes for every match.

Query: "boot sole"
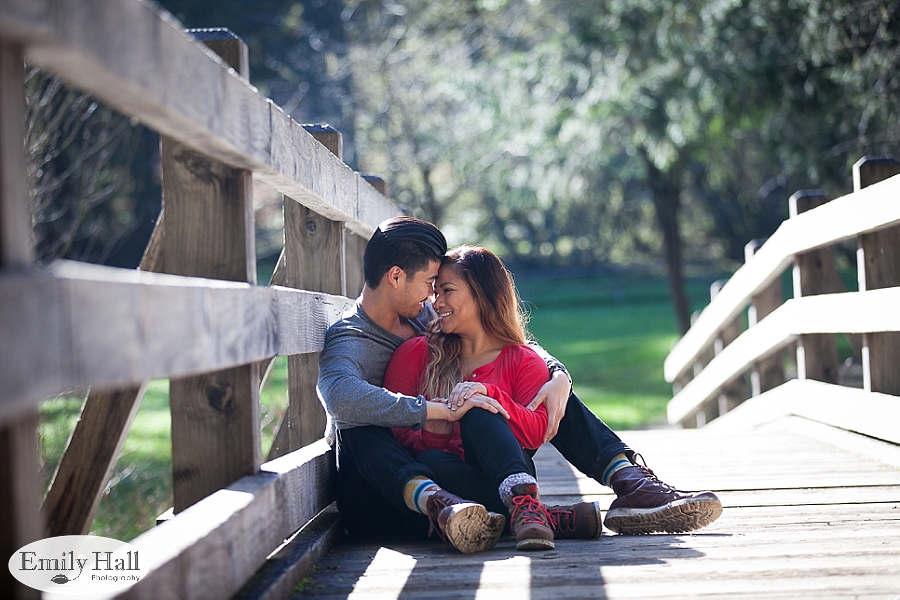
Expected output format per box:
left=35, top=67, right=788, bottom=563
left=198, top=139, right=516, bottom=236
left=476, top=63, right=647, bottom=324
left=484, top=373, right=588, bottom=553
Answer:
left=604, top=497, right=723, bottom=535
left=516, top=538, right=556, bottom=551
left=444, top=504, right=506, bottom=554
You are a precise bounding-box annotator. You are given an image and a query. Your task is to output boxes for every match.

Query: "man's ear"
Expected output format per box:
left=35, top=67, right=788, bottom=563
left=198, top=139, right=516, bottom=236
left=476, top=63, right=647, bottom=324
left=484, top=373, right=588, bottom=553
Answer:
left=386, top=266, right=405, bottom=289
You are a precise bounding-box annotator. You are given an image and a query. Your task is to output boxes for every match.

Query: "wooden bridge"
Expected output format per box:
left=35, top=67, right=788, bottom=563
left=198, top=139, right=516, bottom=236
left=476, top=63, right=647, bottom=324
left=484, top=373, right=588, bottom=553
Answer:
left=1, top=1, right=899, bottom=598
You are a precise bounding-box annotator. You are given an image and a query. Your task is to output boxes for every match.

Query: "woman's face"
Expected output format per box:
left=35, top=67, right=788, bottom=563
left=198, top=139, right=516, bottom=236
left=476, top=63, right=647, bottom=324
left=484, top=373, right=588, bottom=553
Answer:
left=433, top=264, right=481, bottom=336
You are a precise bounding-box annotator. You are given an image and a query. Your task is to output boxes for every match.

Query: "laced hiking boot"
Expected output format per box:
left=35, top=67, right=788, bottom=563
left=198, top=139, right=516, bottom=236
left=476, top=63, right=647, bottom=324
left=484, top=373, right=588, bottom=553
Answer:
left=603, top=454, right=723, bottom=535
left=545, top=501, right=602, bottom=539
left=425, top=489, right=505, bottom=554
left=507, top=484, right=555, bottom=551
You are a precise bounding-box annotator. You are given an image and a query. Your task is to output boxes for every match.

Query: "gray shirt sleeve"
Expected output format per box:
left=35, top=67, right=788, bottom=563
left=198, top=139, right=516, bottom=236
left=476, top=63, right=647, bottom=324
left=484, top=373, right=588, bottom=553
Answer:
left=317, top=316, right=428, bottom=432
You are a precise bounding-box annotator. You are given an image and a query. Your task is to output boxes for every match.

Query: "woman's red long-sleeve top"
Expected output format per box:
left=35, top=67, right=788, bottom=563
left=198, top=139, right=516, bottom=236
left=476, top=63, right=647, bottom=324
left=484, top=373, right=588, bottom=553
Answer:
left=383, top=336, right=549, bottom=460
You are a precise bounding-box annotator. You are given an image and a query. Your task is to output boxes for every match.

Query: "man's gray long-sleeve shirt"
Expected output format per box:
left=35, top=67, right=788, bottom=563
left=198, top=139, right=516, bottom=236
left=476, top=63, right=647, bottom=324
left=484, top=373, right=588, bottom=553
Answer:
left=317, top=300, right=435, bottom=444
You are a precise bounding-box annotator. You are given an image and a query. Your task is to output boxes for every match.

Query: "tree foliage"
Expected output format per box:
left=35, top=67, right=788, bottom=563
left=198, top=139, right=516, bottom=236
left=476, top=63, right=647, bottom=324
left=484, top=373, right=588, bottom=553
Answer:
left=31, top=0, right=899, bottom=327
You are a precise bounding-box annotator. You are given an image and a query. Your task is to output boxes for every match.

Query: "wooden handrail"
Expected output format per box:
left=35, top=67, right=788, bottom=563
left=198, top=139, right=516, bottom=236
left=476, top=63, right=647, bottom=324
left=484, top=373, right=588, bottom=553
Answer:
left=0, top=0, right=394, bottom=237
left=0, top=261, right=353, bottom=422
left=664, top=174, right=900, bottom=384
left=667, top=286, right=900, bottom=424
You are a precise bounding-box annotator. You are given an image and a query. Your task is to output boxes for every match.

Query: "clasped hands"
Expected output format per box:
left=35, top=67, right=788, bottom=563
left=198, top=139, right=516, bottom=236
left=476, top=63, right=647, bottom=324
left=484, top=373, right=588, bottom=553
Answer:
left=423, top=381, right=508, bottom=434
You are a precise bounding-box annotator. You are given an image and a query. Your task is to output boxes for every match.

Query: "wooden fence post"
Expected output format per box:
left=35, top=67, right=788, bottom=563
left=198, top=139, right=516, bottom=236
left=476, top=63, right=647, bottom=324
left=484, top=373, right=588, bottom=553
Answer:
left=0, top=42, right=43, bottom=599
left=855, top=156, right=900, bottom=395
left=279, top=125, right=344, bottom=455
left=745, top=239, right=785, bottom=396
left=708, top=280, right=748, bottom=421
left=790, top=191, right=839, bottom=384
left=163, top=31, right=261, bottom=513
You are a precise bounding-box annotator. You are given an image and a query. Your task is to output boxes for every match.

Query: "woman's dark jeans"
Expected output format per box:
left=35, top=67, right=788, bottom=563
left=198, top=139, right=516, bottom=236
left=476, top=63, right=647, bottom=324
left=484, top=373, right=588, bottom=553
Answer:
left=335, top=392, right=632, bottom=536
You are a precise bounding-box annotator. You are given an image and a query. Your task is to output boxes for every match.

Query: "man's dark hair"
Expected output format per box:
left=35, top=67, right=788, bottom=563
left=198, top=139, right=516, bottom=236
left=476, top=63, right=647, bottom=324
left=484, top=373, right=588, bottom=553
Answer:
left=364, top=217, right=447, bottom=288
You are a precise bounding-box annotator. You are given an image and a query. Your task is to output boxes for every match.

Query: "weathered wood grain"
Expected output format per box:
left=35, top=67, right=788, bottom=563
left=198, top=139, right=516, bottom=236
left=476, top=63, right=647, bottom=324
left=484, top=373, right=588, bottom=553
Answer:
left=295, top=419, right=900, bottom=600
left=0, top=262, right=353, bottom=421
left=667, top=287, right=900, bottom=426
left=665, top=173, right=900, bottom=383
left=855, top=157, right=900, bottom=395
left=0, top=41, right=42, bottom=600
left=118, top=440, right=336, bottom=600
left=0, top=0, right=397, bottom=237
left=281, top=201, right=344, bottom=454
left=43, top=384, right=145, bottom=536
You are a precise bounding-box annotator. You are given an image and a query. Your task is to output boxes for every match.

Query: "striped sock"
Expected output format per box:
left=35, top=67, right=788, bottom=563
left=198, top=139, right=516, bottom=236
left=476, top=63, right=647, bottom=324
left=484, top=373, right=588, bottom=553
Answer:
left=403, top=476, right=440, bottom=514
left=601, top=453, right=632, bottom=487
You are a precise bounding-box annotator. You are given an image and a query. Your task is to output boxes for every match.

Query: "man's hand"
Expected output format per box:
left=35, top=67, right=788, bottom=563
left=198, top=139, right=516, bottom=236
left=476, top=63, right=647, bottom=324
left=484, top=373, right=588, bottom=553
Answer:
left=527, top=371, right=571, bottom=443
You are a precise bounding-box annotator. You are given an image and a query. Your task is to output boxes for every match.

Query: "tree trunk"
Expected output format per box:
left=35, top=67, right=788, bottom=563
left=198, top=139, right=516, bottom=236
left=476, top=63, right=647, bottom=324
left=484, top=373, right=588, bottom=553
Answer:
left=641, top=148, right=692, bottom=334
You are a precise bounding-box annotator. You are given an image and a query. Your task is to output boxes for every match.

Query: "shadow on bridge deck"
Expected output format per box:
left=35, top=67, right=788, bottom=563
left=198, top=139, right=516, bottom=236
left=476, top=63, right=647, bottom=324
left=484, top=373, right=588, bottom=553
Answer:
left=293, top=413, right=900, bottom=599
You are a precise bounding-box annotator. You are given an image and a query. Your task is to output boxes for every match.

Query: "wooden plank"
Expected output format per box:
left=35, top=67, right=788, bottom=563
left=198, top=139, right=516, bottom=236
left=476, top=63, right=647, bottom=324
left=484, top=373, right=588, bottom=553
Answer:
left=43, top=181, right=167, bottom=536
left=43, top=384, right=145, bottom=536
left=284, top=202, right=343, bottom=453
left=160, top=31, right=260, bottom=513
left=664, top=173, right=900, bottom=383
left=296, top=424, right=900, bottom=600
left=745, top=240, right=785, bottom=397
left=855, top=157, right=900, bottom=395
left=0, top=263, right=353, bottom=421
left=0, top=413, right=42, bottom=600
left=0, top=41, right=42, bottom=600
left=666, top=286, right=900, bottom=425
left=706, top=379, right=900, bottom=445
left=0, top=0, right=397, bottom=237
left=117, top=440, right=336, bottom=600
left=0, top=42, right=30, bottom=267
left=343, top=228, right=367, bottom=299
left=790, top=191, right=839, bottom=384
left=234, top=504, right=342, bottom=600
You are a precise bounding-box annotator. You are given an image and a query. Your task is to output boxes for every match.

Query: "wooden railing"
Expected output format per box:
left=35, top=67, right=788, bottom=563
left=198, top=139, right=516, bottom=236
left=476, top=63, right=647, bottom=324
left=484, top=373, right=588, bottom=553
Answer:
left=0, top=1, right=397, bottom=598
left=665, top=157, right=900, bottom=439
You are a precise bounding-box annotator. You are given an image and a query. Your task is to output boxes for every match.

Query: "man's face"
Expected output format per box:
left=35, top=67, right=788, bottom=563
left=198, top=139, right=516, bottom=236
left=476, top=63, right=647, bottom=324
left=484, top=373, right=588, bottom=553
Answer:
left=397, top=260, right=441, bottom=319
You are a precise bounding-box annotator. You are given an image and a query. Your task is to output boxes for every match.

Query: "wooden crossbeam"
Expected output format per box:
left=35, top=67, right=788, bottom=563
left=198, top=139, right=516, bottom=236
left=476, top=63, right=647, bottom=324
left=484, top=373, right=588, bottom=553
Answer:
left=117, top=440, right=335, bottom=600
left=0, top=262, right=353, bottom=422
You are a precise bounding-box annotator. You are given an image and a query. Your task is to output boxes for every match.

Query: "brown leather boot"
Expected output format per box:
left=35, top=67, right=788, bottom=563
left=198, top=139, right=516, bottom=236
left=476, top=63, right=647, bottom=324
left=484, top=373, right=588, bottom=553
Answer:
left=425, top=488, right=505, bottom=554
left=507, top=483, right=554, bottom=551
left=545, top=501, right=602, bottom=539
left=603, top=454, right=722, bottom=535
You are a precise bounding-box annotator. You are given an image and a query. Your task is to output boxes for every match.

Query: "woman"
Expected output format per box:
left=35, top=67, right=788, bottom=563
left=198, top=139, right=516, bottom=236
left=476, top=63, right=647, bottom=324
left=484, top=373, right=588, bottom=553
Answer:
left=384, top=245, right=600, bottom=550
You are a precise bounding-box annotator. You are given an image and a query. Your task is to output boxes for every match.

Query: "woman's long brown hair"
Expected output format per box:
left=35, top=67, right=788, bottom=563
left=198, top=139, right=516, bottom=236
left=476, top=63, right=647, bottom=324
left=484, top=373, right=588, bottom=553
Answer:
left=422, top=245, right=530, bottom=399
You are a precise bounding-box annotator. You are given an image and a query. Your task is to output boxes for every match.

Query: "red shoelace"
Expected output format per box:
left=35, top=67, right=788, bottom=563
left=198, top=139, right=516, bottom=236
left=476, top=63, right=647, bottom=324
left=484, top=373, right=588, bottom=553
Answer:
left=510, top=495, right=551, bottom=526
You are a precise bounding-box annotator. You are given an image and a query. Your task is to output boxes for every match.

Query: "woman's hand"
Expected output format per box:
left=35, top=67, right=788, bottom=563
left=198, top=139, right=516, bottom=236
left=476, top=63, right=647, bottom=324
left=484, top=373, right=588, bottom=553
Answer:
left=446, top=393, right=509, bottom=422
left=446, top=381, right=488, bottom=411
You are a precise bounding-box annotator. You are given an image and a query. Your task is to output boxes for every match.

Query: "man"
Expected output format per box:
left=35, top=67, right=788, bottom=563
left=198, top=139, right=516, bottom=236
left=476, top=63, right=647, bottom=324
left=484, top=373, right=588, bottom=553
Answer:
left=317, top=217, right=721, bottom=552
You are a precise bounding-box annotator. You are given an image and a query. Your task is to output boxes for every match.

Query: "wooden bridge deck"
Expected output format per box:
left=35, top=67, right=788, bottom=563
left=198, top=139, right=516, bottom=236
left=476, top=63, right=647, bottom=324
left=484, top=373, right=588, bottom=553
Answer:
left=293, top=413, right=900, bottom=599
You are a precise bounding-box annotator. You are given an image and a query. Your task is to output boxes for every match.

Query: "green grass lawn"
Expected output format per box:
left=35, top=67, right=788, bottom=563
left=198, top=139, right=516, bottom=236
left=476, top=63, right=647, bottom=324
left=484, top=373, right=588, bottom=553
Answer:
left=38, top=271, right=717, bottom=541
left=517, top=271, right=719, bottom=430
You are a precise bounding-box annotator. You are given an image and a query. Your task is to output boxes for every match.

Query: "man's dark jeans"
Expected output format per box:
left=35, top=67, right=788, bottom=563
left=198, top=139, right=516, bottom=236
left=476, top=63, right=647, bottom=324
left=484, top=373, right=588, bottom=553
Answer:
left=420, top=392, right=633, bottom=516
left=335, top=392, right=632, bottom=536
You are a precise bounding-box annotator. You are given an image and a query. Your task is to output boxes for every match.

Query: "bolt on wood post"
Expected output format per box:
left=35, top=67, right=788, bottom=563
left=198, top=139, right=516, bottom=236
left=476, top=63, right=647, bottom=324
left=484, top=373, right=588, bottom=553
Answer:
left=0, top=42, right=43, bottom=600
left=162, top=31, right=261, bottom=513
left=745, top=239, right=785, bottom=397
left=790, top=191, right=839, bottom=384
left=854, top=156, right=900, bottom=395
